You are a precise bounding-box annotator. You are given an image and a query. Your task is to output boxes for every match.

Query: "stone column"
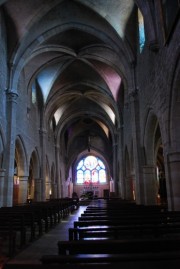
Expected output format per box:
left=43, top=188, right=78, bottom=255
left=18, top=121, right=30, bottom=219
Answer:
left=131, top=173, right=136, bottom=201
left=142, top=165, right=157, bottom=205
left=18, top=175, right=28, bottom=204
left=129, top=89, right=144, bottom=204
left=112, top=129, right=119, bottom=196
left=166, top=152, right=180, bottom=210
left=112, top=142, right=118, bottom=195
left=4, top=91, right=18, bottom=206
left=125, top=176, right=134, bottom=200
left=39, top=129, right=47, bottom=201
left=118, top=125, right=125, bottom=199
left=55, top=144, right=61, bottom=198
left=34, top=178, right=42, bottom=201
left=52, top=182, right=57, bottom=199
left=0, top=168, right=6, bottom=207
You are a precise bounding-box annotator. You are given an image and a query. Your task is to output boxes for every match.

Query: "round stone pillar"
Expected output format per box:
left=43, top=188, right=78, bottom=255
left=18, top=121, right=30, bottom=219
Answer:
left=18, top=176, right=28, bottom=204
left=4, top=91, right=18, bottom=206
left=0, top=169, right=6, bottom=206
left=39, top=129, right=47, bottom=201
left=166, top=152, right=180, bottom=210
left=34, top=178, right=42, bottom=201
left=142, top=165, right=157, bottom=205
left=125, top=176, right=134, bottom=200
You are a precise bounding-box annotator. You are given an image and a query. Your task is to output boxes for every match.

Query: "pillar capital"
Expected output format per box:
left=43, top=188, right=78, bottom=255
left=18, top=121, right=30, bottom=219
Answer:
left=6, top=91, right=18, bottom=102
left=18, top=175, right=29, bottom=181
left=39, top=128, right=47, bottom=136
left=128, top=88, right=139, bottom=102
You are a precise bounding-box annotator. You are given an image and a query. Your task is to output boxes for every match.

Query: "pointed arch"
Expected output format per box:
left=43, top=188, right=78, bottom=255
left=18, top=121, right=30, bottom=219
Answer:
left=143, top=109, right=158, bottom=164
left=143, top=109, right=167, bottom=206
left=15, top=135, right=28, bottom=176
left=28, top=148, right=40, bottom=201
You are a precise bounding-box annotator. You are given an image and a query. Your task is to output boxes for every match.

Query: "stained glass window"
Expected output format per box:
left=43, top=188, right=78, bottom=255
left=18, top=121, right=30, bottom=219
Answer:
left=76, top=155, right=107, bottom=184
left=138, top=9, right=145, bottom=53
left=31, top=83, right=37, bottom=104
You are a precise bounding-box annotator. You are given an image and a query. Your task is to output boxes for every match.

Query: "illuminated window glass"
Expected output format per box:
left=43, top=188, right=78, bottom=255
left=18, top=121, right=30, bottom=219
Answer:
left=77, top=170, right=83, bottom=184
left=76, top=155, right=107, bottom=184
left=92, top=170, right=98, bottom=183
left=32, top=83, right=37, bottom=104
left=99, top=169, right=106, bottom=183
left=138, top=9, right=145, bottom=53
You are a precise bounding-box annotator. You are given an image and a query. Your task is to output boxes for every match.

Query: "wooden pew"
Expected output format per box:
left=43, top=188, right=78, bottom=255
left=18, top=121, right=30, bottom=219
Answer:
left=0, top=226, right=16, bottom=257
left=3, top=259, right=180, bottom=269
left=69, top=222, right=180, bottom=241
left=57, top=238, right=180, bottom=255
left=40, top=251, right=180, bottom=264
left=0, top=199, right=75, bottom=257
left=0, top=213, right=26, bottom=249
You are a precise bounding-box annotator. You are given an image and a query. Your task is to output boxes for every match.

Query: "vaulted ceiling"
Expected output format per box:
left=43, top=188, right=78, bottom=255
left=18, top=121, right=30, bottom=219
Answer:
left=1, top=0, right=139, bottom=171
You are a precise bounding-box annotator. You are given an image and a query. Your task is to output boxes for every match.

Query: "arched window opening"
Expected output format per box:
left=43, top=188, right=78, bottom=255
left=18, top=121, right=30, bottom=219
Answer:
left=31, top=82, right=37, bottom=104
left=76, top=155, right=107, bottom=184
left=138, top=9, right=145, bottom=53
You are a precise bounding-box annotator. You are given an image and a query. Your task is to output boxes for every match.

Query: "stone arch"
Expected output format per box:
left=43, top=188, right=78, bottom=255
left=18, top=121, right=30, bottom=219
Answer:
left=166, top=52, right=180, bottom=210
left=28, top=149, right=40, bottom=201
left=144, top=109, right=158, bottom=164
left=143, top=109, right=167, bottom=205
left=169, top=54, right=180, bottom=149
left=15, top=136, right=28, bottom=176
left=14, top=136, right=28, bottom=204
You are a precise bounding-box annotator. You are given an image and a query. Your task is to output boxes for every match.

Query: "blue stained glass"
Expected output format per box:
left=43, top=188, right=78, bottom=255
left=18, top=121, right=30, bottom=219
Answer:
left=77, top=170, right=83, bottom=184
left=77, top=160, right=83, bottom=170
left=32, top=83, right=37, bottom=104
left=82, top=165, right=86, bottom=171
left=84, top=156, right=97, bottom=170
left=76, top=156, right=106, bottom=184
left=138, top=9, right=145, bottom=53
left=98, top=160, right=105, bottom=169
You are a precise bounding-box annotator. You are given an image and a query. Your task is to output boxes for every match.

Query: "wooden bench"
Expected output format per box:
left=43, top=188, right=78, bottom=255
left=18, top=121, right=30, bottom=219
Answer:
left=0, top=228, right=16, bottom=257
left=3, top=259, right=180, bottom=269
left=40, top=251, right=180, bottom=264
left=0, top=214, right=26, bottom=248
left=69, top=222, right=180, bottom=240
left=57, top=238, right=180, bottom=255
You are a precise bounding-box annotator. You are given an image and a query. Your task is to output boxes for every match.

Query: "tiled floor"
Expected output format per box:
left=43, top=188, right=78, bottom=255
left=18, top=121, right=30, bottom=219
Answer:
left=3, top=206, right=87, bottom=265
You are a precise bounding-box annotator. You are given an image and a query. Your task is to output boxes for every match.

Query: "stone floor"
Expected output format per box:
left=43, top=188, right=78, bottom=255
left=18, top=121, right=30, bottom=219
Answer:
left=2, top=206, right=87, bottom=266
